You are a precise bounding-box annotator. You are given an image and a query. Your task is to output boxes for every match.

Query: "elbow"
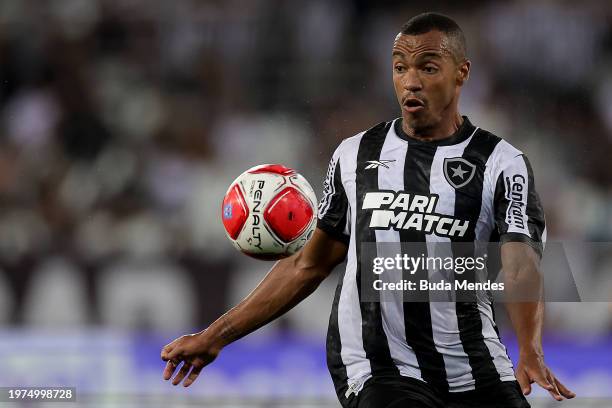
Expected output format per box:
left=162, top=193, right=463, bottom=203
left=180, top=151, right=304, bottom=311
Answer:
left=510, top=259, right=541, bottom=284
left=292, top=251, right=330, bottom=285
left=504, top=261, right=543, bottom=301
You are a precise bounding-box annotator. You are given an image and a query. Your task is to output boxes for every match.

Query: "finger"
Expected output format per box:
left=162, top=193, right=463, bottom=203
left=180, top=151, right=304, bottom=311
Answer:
left=545, top=371, right=562, bottom=401
left=172, top=361, right=192, bottom=386
left=161, top=339, right=181, bottom=361
left=161, top=344, right=174, bottom=361
left=163, top=346, right=183, bottom=362
left=515, top=370, right=531, bottom=395
left=163, top=360, right=179, bottom=381
left=183, top=364, right=204, bottom=387
left=529, top=366, right=555, bottom=393
left=554, top=377, right=576, bottom=399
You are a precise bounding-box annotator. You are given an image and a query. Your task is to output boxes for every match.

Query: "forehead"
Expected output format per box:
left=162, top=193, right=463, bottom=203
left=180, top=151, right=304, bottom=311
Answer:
left=392, top=31, right=452, bottom=58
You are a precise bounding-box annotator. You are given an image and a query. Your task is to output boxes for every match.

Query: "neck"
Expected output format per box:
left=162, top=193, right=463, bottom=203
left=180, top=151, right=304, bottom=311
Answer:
left=402, top=112, right=463, bottom=141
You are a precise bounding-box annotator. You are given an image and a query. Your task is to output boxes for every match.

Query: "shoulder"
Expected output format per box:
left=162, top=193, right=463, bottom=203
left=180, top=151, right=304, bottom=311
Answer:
left=472, top=127, right=524, bottom=163
left=473, top=127, right=527, bottom=181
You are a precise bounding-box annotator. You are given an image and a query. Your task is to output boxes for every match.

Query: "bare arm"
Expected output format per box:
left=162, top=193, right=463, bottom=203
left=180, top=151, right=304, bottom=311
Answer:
left=502, top=242, right=575, bottom=401
left=161, top=228, right=348, bottom=386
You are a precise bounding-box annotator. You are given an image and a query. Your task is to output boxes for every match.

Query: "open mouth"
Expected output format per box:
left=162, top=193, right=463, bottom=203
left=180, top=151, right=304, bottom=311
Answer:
left=403, top=97, right=425, bottom=112
left=403, top=98, right=425, bottom=107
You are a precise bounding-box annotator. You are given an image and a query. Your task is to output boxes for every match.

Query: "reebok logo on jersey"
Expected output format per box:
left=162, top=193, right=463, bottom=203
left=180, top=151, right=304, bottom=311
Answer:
left=365, top=159, right=396, bottom=170
left=362, top=191, right=470, bottom=238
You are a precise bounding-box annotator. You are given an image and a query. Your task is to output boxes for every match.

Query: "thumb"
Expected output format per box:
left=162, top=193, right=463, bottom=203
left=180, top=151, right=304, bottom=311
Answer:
left=161, top=345, right=173, bottom=361
left=161, top=345, right=182, bottom=362
left=161, top=338, right=181, bottom=361
left=515, top=369, right=531, bottom=395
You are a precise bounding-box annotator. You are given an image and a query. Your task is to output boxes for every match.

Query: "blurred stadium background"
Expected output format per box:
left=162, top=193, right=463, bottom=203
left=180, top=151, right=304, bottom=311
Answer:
left=0, top=0, right=611, bottom=407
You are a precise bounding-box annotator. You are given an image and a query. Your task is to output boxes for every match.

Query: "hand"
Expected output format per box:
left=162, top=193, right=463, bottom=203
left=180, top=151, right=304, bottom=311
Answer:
left=161, top=332, right=221, bottom=387
left=515, top=351, right=576, bottom=401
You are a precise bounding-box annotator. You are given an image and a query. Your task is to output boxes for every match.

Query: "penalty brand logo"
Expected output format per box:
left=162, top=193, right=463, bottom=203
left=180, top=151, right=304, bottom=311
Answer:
left=362, top=191, right=470, bottom=237
left=365, top=159, right=396, bottom=170
left=247, top=180, right=266, bottom=250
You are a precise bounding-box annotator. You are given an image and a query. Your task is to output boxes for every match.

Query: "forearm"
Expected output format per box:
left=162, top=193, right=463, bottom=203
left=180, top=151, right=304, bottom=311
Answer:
left=506, top=300, right=544, bottom=355
left=202, top=253, right=329, bottom=350
left=502, top=242, right=545, bottom=354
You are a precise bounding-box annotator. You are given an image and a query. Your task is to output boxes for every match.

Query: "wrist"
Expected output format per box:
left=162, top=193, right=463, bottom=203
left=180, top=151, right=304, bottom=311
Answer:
left=519, top=344, right=544, bottom=359
left=205, top=313, right=240, bottom=350
left=195, top=330, right=226, bottom=356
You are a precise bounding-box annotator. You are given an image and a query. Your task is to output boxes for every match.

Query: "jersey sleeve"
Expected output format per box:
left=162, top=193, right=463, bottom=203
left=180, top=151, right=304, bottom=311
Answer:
left=493, top=153, right=546, bottom=256
left=317, top=145, right=350, bottom=245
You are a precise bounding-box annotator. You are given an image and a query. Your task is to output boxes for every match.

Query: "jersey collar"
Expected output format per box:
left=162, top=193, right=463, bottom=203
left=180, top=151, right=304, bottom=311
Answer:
left=394, top=116, right=476, bottom=147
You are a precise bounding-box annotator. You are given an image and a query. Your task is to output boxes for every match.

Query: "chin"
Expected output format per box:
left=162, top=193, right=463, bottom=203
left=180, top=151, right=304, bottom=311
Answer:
left=403, top=114, right=430, bottom=129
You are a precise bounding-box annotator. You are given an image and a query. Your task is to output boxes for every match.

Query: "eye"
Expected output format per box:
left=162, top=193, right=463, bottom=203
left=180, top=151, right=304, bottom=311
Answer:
left=423, top=65, right=438, bottom=74
left=394, top=65, right=406, bottom=73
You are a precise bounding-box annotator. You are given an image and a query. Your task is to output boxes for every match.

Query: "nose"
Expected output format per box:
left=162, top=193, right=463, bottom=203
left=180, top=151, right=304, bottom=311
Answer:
left=403, top=68, right=423, bottom=92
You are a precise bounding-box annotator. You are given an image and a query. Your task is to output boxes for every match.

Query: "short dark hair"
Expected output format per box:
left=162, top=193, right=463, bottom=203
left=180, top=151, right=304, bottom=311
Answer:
left=400, top=12, right=467, bottom=61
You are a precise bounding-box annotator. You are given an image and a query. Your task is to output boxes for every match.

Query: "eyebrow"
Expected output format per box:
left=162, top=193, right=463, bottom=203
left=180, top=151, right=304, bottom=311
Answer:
left=392, top=50, right=444, bottom=60
left=416, top=52, right=443, bottom=60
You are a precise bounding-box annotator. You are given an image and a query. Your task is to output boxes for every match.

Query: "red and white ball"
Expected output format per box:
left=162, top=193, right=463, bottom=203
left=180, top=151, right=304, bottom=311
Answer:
left=221, top=164, right=317, bottom=260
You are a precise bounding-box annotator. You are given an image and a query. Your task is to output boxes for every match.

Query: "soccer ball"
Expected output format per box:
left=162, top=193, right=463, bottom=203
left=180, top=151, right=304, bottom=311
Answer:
left=221, top=164, right=318, bottom=260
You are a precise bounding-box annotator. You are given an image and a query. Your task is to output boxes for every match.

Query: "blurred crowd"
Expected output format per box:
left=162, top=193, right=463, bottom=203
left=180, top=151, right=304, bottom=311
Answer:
left=0, top=0, right=611, bottom=335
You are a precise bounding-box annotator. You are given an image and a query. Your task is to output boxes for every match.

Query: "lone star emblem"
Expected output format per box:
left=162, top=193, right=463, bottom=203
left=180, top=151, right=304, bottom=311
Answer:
left=450, top=164, right=468, bottom=179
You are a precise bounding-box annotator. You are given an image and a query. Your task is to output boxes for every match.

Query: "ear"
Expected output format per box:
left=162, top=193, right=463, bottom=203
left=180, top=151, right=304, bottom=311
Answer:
left=457, top=59, right=470, bottom=86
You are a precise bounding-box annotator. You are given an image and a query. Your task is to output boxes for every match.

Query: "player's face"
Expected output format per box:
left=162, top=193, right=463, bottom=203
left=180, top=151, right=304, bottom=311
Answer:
left=392, top=31, right=468, bottom=131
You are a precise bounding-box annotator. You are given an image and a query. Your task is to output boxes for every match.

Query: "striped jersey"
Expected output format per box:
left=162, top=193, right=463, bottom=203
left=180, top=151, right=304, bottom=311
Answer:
left=317, top=117, right=546, bottom=406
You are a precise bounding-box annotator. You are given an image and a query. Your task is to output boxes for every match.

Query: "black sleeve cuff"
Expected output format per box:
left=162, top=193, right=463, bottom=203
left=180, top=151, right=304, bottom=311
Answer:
left=317, top=219, right=350, bottom=246
left=500, top=232, right=543, bottom=257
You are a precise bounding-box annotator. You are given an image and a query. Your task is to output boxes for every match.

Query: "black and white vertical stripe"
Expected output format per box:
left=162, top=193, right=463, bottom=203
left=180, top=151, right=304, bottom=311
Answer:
left=426, top=128, right=478, bottom=391
left=399, top=128, right=449, bottom=391
left=449, top=129, right=508, bottom=390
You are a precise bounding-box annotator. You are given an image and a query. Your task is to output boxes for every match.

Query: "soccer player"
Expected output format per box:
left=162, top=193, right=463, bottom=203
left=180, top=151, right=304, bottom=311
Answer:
left=161, top=13, right=575, bottom=408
